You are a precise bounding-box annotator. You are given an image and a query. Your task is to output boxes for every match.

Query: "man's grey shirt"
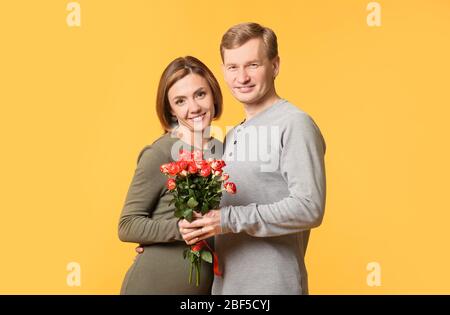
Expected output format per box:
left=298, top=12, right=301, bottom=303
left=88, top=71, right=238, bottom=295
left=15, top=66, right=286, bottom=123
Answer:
left=213, top=99, right=327, bottom=295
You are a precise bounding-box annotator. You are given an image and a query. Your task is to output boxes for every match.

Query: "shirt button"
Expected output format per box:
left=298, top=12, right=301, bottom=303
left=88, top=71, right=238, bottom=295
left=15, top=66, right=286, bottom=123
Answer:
left=229, top=152, right=233, bottom=157
left=233, top=140, right=237, bottom=145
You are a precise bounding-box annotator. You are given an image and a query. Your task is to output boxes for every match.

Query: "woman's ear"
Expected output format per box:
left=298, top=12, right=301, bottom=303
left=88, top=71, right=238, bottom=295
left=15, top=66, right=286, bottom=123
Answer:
left=169, top=108, right=178, bottom=122
left=169, top=106, right=175, bottom=116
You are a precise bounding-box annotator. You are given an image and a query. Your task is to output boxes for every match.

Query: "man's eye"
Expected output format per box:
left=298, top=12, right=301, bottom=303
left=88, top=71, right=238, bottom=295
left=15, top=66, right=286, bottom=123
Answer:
left=249, top=63, right=259, bottom=68
left=228, top=66, right=237, bottom=71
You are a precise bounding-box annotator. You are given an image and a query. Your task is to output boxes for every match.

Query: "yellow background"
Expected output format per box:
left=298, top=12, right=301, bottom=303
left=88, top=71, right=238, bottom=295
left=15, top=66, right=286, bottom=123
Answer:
left=1, top=0, right=449, bottom=294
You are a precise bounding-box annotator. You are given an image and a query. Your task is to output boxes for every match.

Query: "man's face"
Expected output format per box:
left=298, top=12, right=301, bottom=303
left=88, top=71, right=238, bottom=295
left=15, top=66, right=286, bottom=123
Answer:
left=222, top=37, right=279, bottom=106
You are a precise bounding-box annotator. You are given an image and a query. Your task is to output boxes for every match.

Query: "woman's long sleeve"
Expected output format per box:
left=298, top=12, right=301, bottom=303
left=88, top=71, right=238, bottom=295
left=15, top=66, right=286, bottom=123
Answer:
left=118, top=145, right=183, bottom=245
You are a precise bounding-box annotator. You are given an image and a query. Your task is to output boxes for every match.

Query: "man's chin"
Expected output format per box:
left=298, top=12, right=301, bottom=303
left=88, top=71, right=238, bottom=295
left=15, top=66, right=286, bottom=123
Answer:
left=233, top=93, right=258, bottom=104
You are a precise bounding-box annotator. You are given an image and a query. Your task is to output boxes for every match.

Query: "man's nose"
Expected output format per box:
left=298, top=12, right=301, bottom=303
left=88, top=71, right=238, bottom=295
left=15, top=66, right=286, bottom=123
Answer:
left=237, top=68, right=250, bottom=84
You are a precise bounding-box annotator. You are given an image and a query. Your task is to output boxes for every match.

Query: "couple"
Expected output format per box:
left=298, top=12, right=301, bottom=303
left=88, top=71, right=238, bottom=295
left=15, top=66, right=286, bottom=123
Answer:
left=118, top=22, right=327, bottom=295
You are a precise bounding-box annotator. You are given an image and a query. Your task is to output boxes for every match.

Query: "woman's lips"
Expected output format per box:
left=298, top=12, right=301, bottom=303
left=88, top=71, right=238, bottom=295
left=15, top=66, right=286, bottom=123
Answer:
left=189, top=112, right=206, bottom=122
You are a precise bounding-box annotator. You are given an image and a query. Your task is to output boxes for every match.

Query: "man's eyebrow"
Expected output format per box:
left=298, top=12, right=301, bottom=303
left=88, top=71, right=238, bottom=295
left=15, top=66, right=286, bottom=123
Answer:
left=224, top=60, right=261, bottom=66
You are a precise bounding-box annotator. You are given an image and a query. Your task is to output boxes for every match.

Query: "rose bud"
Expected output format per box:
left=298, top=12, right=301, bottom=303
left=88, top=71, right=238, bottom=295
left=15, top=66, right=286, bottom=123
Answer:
left=160, top=163, right=170, bottom=174
left=179, top=170, right=188, bottom=177
left=187, top=162, right=198, bottom=174
left=210, top=160, right=220, bottom=171
left=221, top=173, right=229, bottom=181
left=179, top=150, right=192, bottom=161
left=211, top=160, right=226, bottom=171
left=200, top=164, right=212, bottom=177
left=168, top=162, right=181, bottom=176
left=196, top=159, right=208, bottom=170
left=191, top=241, right=206, bottom=252
left=177, top=160, right=188, bottom=171
left=166, top=178, right=176, bottom=190
left=224, top=182, right=237, bottom=194
left=213, top=170, right=222, bottom=177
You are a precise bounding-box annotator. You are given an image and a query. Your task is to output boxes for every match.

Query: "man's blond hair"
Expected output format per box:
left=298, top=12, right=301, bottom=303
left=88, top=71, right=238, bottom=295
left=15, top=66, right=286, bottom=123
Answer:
left=220, top=22, right=278, bottom=61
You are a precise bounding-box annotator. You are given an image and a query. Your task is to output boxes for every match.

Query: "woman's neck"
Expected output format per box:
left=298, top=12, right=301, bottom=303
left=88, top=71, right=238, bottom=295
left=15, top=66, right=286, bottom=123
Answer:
left=172, top=126, right=211, bottom=150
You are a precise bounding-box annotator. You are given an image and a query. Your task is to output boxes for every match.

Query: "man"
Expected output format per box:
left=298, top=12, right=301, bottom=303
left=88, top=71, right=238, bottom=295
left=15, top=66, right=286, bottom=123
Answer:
left=178, top=22, right=327, bottom=294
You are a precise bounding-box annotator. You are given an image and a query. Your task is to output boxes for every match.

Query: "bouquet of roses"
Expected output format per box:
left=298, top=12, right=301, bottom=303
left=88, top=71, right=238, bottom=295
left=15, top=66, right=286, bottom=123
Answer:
left=160, top=149, right=236, bottom=286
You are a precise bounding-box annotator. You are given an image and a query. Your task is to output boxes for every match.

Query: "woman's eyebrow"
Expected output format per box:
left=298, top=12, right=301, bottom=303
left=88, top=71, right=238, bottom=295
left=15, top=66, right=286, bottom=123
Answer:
left=172, top=87, right=206, bottom=100
left=193, top=87, right=206, bottom=94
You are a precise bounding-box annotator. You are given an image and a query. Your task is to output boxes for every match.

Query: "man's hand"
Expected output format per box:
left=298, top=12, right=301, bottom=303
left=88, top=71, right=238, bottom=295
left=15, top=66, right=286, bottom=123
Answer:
left=178, top=210, right=222, bottom=245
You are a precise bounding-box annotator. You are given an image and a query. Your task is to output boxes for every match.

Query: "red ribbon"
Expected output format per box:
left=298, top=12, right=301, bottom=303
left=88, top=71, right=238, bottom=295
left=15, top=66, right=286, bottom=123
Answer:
left=200, top=240, right=222, bottom=277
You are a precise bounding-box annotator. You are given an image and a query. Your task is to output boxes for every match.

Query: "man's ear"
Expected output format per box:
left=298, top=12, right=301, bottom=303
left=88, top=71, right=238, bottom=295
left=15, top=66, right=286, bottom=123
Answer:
left=272, top=56, right=280, bottom=78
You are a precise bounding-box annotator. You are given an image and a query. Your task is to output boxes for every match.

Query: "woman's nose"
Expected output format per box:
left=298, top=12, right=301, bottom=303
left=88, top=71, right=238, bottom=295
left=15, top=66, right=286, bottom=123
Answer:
left=187, top=98, right=202, bottom=113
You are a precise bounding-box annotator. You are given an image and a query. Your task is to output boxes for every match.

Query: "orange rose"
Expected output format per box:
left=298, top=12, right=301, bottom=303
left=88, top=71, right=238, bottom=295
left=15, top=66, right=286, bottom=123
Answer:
left=224, top=182, right=236, bottom=194
left=191, top=242, right=206, bottom=252
left=166, top=178, right=176, bottom=190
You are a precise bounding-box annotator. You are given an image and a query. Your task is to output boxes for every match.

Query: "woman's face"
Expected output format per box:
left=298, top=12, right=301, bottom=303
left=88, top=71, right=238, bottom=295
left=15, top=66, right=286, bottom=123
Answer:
left=167, top=73, right=215, bottom=133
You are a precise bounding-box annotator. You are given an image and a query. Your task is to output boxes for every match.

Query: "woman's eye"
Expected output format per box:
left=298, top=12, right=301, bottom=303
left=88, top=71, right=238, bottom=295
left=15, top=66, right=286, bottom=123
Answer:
left=175, top=99, right=185, bottom=105
left=196, top=91, right=206, bottom=98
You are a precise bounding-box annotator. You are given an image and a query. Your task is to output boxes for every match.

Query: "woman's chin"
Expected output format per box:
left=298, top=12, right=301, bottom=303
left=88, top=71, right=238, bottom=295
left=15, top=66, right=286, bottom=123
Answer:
left=187, top=120, right=212, bottom=133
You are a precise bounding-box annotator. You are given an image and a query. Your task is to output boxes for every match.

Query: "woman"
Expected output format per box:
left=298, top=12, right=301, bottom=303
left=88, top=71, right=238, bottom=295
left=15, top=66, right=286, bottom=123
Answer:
left=118, top=56, right=223, bottom=294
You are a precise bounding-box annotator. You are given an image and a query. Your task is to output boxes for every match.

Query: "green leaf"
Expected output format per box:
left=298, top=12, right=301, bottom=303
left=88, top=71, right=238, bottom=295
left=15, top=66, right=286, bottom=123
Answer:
left=201, top=250, right=213, bottom=264
left=174, top=208, right=184, bottom=219
left=183, top=208, right=193, bottom=222
left=201, top=202, right=209, bottom=214
left=187, top=197, right=199, bottom=209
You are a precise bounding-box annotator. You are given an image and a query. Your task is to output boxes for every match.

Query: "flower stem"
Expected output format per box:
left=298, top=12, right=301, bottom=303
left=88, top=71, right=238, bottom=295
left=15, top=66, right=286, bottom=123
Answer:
left=196, top=261, right=200, bottom=287
left=189, top=259, right=193, bottom=285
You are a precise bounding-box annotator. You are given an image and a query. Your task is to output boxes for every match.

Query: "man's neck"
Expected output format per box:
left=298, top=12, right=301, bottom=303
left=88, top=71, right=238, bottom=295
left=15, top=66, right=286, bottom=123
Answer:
left=243, top=93, right=281, bottom=122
